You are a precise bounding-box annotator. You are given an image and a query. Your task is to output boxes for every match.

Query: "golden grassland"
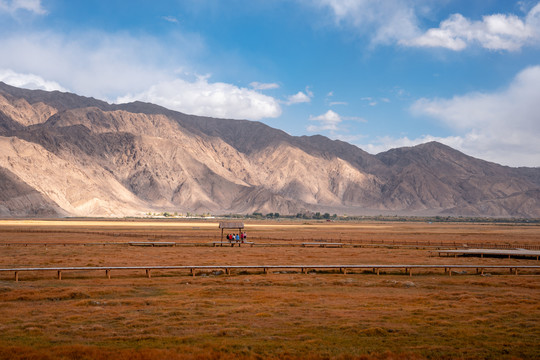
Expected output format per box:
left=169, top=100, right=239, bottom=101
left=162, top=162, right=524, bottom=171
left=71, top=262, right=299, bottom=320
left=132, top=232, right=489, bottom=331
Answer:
left=1, top=218, right=539, bottom=245
left=0, top=219, right=539, bottom=359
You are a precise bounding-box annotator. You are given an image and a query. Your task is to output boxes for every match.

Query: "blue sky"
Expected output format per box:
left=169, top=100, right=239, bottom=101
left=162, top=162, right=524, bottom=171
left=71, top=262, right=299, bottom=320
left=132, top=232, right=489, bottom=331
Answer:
left=0, top=0, right=539, bottom=167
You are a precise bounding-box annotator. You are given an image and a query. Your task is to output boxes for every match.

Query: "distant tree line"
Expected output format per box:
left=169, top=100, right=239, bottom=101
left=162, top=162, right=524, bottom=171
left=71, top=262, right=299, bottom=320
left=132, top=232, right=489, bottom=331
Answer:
left=143, top=211, right=539, bottom=224
left=218, top=213, right=539, bottom=224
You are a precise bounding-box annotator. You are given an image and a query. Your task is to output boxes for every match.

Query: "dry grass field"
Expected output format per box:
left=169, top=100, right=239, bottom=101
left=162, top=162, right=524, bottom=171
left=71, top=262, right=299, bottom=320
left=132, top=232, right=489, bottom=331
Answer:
left=0, top=219, right=539, bottom=359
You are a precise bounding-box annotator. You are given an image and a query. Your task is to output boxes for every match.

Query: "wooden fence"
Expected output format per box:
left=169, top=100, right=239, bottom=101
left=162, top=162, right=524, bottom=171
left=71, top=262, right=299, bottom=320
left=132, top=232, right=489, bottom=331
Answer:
left=2, top=264, right=540, bottom=281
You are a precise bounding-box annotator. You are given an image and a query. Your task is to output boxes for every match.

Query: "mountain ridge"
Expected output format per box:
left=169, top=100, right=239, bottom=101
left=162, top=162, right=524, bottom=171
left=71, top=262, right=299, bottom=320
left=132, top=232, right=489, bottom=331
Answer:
left=0, top=82, right=538, bottom=218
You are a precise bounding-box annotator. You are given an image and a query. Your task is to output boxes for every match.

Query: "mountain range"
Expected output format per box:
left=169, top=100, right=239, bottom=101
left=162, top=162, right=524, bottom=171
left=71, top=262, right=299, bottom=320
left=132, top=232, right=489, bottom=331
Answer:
left=0, top=81, right=539, bottom=218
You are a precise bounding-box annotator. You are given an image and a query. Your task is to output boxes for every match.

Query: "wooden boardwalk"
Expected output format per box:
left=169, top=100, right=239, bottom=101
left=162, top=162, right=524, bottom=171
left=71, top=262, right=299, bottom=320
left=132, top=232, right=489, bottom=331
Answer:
left=437, top=248, right=540, bottom=260
left=2, top=264, right=540, bottom=281
left=128, top=242, right=176, bottom=247
left=2, top=242, right=538, bottom=252
left=302, top=242, right=344, bottom=248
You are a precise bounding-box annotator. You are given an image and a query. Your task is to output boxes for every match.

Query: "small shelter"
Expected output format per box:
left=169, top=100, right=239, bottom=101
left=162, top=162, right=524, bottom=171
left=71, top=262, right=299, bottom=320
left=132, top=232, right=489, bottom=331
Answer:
left=219, top=222, right=244, bottom=242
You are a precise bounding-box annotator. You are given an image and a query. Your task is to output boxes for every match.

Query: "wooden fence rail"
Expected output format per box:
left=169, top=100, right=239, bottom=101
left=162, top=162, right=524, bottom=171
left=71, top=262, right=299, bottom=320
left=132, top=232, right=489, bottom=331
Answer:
left=2, top=241, right=540, bottom=251
left=2, top=264, right=540, bottom=281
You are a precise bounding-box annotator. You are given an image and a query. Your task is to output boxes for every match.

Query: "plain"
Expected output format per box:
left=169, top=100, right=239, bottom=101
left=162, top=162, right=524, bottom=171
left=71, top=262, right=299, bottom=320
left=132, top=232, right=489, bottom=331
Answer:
left=0, top=219, right=539, bottom=359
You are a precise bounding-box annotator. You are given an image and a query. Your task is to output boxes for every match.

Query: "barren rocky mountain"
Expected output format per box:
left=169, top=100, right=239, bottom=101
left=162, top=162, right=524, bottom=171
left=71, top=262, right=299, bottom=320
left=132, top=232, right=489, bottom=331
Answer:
left=0, top=81, right=538, bottom=218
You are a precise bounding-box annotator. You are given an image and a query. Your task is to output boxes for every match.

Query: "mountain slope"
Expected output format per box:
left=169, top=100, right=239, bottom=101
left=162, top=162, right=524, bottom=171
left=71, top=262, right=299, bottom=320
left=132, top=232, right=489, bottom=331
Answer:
left=376, top=142, right=539, bottom=215
left=0, top=166, right=64, bottom=217
left=0, top=82, right=538, bottom=218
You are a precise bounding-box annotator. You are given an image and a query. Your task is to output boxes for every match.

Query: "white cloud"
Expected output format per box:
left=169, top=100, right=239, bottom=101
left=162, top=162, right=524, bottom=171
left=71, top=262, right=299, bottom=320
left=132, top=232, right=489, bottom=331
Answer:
left=117, top=76, right=282, bottom=120
left=409, top=65, right=540, bottom=167
left=308, top=109, right=366, bottom=134
left=358, top=134, right=461, bottom=155
left=314, top=0, right=421, bottom=45
left=0, top=0, right=46, bottom=15
left=250, top=82, right=280, bottom=90
left=403, top=3, right=540, bottom=51
left=0, top=68, right=67, bottom=91
left=358, top=132, right=539, bottom=167
left=162, top=16, right=179, bottom=24
left=285, top=90, right=312, bottom=105
left=361, top=96, right=380, bottom=106
left=0, top=30, right=283, bottom=120
left=325, top=91, right=347, bottom=106
left=308, top=110, right=342, bottom=132
left=0, top=31, right=181, bottom=100
left=310, top=1, right=540, bottom=52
